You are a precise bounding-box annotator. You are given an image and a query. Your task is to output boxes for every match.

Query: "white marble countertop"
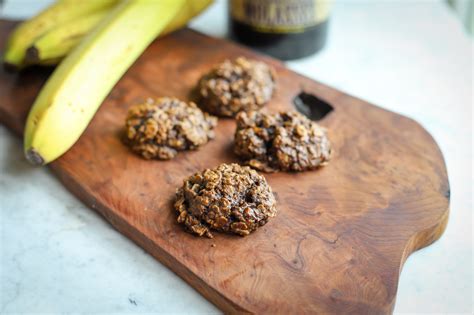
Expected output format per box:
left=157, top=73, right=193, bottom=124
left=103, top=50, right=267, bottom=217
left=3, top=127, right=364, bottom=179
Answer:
left=1, top=0, right=472, bottom=313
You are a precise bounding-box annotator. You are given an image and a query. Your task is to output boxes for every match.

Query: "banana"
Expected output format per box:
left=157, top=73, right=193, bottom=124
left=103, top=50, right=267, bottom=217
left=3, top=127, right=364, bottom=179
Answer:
left=3, top=0, right=118, bottom=69
left=26, top=10, right=110, bottom=65
left=24, top=0, right=188, bottom=166
left=162, top=0, right=213, bottom=35
left=24, top=0, right=213, bottom=66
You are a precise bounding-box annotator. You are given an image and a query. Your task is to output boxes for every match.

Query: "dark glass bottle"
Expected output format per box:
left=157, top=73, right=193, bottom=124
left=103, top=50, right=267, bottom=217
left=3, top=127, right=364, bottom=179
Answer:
left=229, top=0, right=332, bottom=60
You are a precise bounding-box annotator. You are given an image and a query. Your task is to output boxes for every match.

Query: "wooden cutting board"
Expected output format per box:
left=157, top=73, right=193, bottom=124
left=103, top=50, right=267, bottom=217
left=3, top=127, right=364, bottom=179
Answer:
left=0, top=20, right=449, bottom=314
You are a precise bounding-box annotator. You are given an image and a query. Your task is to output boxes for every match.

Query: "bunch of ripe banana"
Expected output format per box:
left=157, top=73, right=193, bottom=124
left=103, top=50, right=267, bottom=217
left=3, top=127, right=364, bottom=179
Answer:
left=3, top=0, right=212, bottom=165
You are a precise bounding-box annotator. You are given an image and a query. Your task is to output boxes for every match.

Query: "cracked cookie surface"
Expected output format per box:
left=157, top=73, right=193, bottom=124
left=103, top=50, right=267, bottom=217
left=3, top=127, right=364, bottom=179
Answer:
left=234, top=110, right=331, bottom=172
left=175, top=163, right=277, bottom=238
left=198, top=57, right=276, bottom=117
left=124, top=97, right=217, bottom=160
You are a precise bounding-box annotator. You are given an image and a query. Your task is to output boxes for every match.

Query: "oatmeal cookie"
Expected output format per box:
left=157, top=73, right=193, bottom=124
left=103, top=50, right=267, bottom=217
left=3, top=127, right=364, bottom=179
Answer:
left=234, top=110, right=331, bottom=172
left=175, top=163, right=277, bottom=238
left=124, top=97, right=217, bottom=159
left=198, top=57, right=276, bottom=117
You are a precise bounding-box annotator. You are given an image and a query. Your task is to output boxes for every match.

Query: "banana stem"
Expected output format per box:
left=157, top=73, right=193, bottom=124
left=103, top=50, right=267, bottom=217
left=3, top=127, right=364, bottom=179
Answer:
left=25, top=148, right=45, bottom=166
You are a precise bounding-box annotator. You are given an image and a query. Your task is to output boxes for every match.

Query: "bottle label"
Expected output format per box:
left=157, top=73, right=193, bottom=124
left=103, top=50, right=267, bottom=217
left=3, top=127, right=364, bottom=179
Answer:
left=230, top=0, right=332, bottom=33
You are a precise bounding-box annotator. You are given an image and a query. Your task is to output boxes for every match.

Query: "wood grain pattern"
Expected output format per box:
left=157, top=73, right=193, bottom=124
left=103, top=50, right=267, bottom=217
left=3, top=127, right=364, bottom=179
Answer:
left=0, top=20, right=449, bottom=314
